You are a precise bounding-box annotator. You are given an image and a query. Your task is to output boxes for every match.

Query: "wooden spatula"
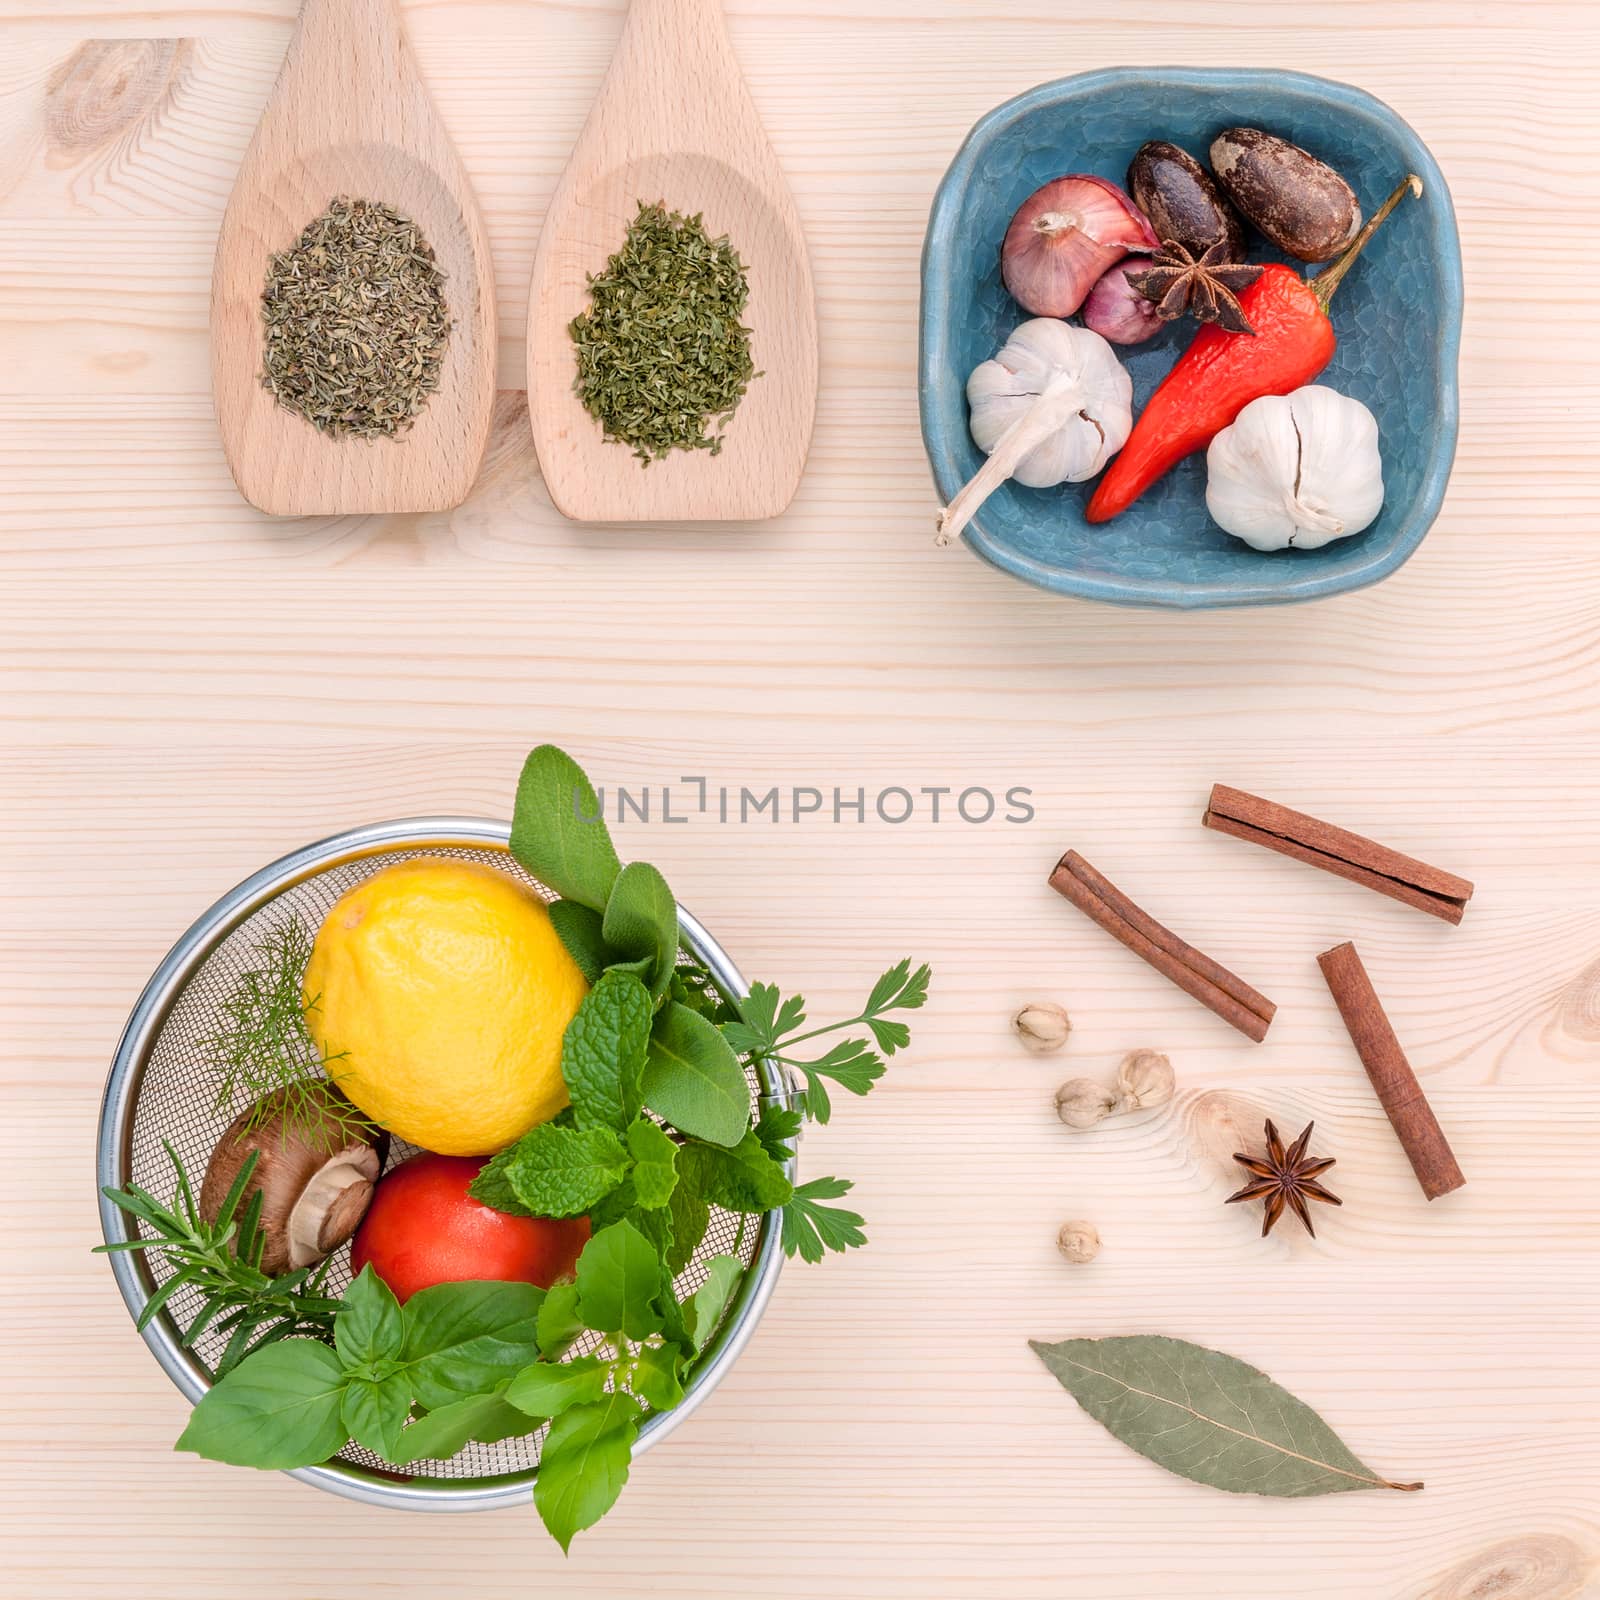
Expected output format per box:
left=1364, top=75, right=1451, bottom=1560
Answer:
left=211, top=0, right=496, bottom=516
left=527, top=0, right=818, bottom=523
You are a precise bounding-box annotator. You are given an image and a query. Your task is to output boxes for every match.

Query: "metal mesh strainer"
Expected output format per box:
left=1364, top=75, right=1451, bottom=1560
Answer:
left=96, top=818, right=789, bottom=1512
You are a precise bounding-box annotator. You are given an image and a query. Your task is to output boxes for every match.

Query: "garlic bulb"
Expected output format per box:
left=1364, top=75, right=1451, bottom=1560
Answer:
left=1205, top=385, right=1383, bottom=552
left=936, top=320, right=1133, bottom=547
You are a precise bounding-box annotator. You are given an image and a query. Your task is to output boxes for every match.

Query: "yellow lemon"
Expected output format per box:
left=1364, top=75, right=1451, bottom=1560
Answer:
left=302, top=857, right=587, bottom=1156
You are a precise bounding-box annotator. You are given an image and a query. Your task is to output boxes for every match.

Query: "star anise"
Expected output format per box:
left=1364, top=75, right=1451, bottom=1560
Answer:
left=1226, top=1119, right=1342, bottom=1237
left=1127, top=241, right=1264, bottom=336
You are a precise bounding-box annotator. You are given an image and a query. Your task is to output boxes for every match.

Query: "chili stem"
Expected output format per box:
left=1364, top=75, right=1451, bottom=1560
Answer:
left=1311, top=174, right=1423, bottom=313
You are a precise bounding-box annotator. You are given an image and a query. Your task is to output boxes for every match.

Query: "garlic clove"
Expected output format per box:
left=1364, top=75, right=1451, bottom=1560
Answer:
left=1001, top=175, right=1158, bottom=318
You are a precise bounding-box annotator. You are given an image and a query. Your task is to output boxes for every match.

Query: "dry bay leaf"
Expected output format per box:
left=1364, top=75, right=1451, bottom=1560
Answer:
left=1030, top=1335, right=1422, bottom=1497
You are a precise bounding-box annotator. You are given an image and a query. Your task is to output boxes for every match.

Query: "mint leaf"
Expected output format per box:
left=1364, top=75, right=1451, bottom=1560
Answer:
left=533, top=1390, right=644, bottom=1553
left=505, top=1355, right=612, bottom=1420
left=625, top=1118, right=679, bottom=1209
left=467, top=1146, right=534, bottom=1217
left=576, top=1220, right=663, bottom=1341
left=630, top=1340, right=685, bottom=1411
left=402, top=1281, right=545, bottom=1411
left=335, top=1265, right=405, bottom=1369
left=686, top=1255, right=744, bottom=1351
left=511, top=745, right=620, bottom=913
left=601, top=861, right=679, bottom=997
left=563, top=971, right=652, bottom=1132
left=502, top=1124, right=631, bottom=1218
left=536, top=1279, right=585, bottom=1361
left=548, top=899, right=610, bottom=983
left=782, top=1177, right=866, bottom=1263
left=392, top=1389, right=532, bottom=1463
left=175, top=1339, right=349, bottom=1469
left=678, top=1129, right=792, bottom=1214
left=642, top=1001, right=751, bottom=1147
left=665, top=1180, right=710, bottom=1275
left=342, top=1371, right=410, bottom=1461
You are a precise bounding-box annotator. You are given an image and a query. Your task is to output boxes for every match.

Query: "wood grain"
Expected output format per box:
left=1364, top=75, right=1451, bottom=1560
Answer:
left=3, top=4, right=1600, bottom=1598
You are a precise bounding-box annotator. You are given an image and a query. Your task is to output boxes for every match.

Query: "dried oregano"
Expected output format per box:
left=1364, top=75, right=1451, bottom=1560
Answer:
left=570, top=201, right=758, bottom=464
left=260, top=196, right=451, bottom=441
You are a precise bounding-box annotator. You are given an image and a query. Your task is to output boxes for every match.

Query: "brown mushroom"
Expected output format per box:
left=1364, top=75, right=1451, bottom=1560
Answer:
left=200, top=1087, right=388, bottom=1275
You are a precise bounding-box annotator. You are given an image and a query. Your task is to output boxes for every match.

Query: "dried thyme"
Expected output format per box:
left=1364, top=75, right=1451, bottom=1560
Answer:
left=570, top=201, right=758, bottom=463
left=260, top=196, right=451, bottom=441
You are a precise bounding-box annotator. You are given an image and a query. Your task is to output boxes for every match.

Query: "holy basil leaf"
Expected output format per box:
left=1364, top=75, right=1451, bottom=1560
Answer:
left=335, top=1265, right=405, bottom=1369
left=505, top=1355, right=613, bottom=1420
left=576, top=1220, right=663, bottom=1342
left=536, top=1279, right=586, bottom=1361
left=1029, top=1336, right=1422, bottom=1497
left=547, top=899, right=610, bottom=983
left=342, top=1371, right=410, bottom=1462
left=678, top=1129, right=792, bottom=1214
left=564, top=971, right=652, bottom=1133
left=625, top=1118, right=679, bottom=1209
left=402, top=1280, right=545, bottom=1411
left=601, top=860, right=679, bottom=997
left=631, top=1340, right=685, bottom=1412
left=782, top=1176, right=866, bottom=1262
left=175, top=1339, right=349, bottom=1470
left=533, top=1390, right=644, bottom=1553
left=511, top=745, right=620, bottom=913
left=642, top=1002, right=751, bottom=1147
left=501, top=1123, right=631, bottom=1218
left=686, top=1255, right=744, bottom=1352
left=392, top=1389, right=532, bottom=1464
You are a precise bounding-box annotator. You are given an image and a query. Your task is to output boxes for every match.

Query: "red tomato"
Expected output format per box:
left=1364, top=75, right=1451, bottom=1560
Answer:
left=350, top=1151, right=589, bottom=1304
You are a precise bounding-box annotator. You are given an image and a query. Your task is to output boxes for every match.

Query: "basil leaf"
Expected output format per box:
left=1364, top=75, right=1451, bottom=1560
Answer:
left=505, top=1355, right=612, bottom=1420
left=576, top=1220, right=663, bottom=1342
left=547, top=899, right=610, bottom=983
left=533, top=1390, right=644, bottom=1553
left=678, top=1129, right=792, bottom=1214
left=686, top=1255, right=744, bottom=1352
left=625, top=1118, right=679, bottom=1209
left=335, top=1265, right=405, bottom=1368
left=641, top=1002, right=751, bottom=1147
left=1030, top=1336, right=1423, bottom=1497
left=342, top=1371, right=410, bottom=1462
left=392, top=1389, right=532, bottom=1464
left=402, top=1281, right=545, bottom=1411
left=502, top=1123, right=631, bottom=1218
left=631, top=1340, right=685, bottom=1412
left=601, top=861, right=679, bottom=997
left=175, top=1339, right=349, bottom=1469
left=536, top=1279, right=586, bottom=1361
left=563, top=971, right=652, bottom=1133
left=511, top=745, right=620, bottom=913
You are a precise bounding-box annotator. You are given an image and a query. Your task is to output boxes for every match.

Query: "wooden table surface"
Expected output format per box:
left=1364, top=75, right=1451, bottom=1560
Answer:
left=4, top=3, right=1598, bottom=1596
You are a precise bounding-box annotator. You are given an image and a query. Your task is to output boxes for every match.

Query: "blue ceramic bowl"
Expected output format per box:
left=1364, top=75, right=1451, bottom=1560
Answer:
left=920, top=68, right=1461, bottom=608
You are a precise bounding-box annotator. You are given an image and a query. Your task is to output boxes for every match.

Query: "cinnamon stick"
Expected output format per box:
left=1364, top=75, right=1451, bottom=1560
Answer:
left=1204, top=784, right=1473, bottom=924
left=1048, top=850, right=1276, bottom=1042
left=1318, top=941, right=1465, bottom=1200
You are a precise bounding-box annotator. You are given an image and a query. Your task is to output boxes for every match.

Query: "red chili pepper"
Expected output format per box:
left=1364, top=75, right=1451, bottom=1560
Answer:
left=1086, top=175, right=1421, bottom=525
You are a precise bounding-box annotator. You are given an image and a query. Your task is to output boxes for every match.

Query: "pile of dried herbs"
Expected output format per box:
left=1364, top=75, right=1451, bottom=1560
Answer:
left=260, top=196, right=451, bottom=441
left=570, top=201, right=758, bottom=463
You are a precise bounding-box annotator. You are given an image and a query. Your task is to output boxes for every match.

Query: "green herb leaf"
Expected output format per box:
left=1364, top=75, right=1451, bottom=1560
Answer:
left=679, top=1129, right=792, bottom=1214
left=505, top=1355, right=613, bottom=1420
left=175, top=1339, right=349, bottom=1470
left=642, top=1001, right=750, bottom=1147
left=335, top=1265, right=405, bottom=1369
left=536, top=1279, right=586, bottom=1362
left=402, top=1281, right=546, bottom=1411
left=686, top=1255, right=744, bottom=1351
left=548, top=900, right=610, bottom=983
left=664, top=1182, right=710, bottom=1275
left=391, top=1389, right=532, bottom=1463
left=533, top=1390, right=645, bottom=1553
left=576, top=1220, right=663, bottom=1342
left=754, top=1104, right=803, bottom=1162
left=564, top=971, right=653, bottom=1133
left=723, top=980, right=804, bottom=1056
left=782, top=1177, right=866, bottom=1263
left=625, top=1118, right=679, bottom=1209
left=466, top=1147, right=534, bottom=1218
left=500, top=1124, right=631, bottom=1219
left=511, top=745, right=620, bottom=913
left=342, top=1371, right=411, bottom=1461
left=601, top=861, right=679, bottom=997
left=631, top=1340, right=685, bottom=1411
left=1029, top=1336, right=1423, bottom=1497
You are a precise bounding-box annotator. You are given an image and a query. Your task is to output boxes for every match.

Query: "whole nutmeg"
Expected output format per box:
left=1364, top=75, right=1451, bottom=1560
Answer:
left=1056, top=1220, right=1101, bottom=1264
left=1114, top=1049, right=1175, bottom=1112
left=1054, top=1076, right=1117, bottom=1130
left=1013, top=1001, right=1072, bottom=1054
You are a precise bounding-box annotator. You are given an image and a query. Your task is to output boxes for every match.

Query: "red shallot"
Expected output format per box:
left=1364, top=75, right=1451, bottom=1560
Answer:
left=1001, top=175, right=1157, bottom=318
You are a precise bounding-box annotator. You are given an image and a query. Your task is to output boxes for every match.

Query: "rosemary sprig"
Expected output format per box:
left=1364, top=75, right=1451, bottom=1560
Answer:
left=97, top=1143, right=342, bottom=1377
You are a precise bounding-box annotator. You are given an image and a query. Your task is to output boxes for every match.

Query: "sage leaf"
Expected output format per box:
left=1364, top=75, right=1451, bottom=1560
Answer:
left=342, top=1371, right=410, bottom=1462
left=625, top=1118, right=679, bottom=1209
left=564, top=972, right=652, bottom=1132
left=501, top=1123, right=631, bottom=1218
left=686, top=1254, right=743, bottom=1351
left=392, top=1389, right=531, bottom=1464
left=548, top=899, right=610, bottom=983
left=536, top=1279, right=586, bottom=1361
left=641, top=1001, right=751, bottom=1147
left=402, top=1281, right=545, bottom=1411
left=175, top=1339, right=349, bottom=1470
left=511, top=745, right=619, bottom=913
left=335, top=1265, right=405, bottom=1368
left=602, top=861, right=679, bottom=997
left=576, top=1220, right=663, bottom=1342
left=533, top=1389, right=644, bottom=1553
left=505, top=1354, right=612, bottom=1420
left=1029, top=1336, right=1423, bottom=1497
